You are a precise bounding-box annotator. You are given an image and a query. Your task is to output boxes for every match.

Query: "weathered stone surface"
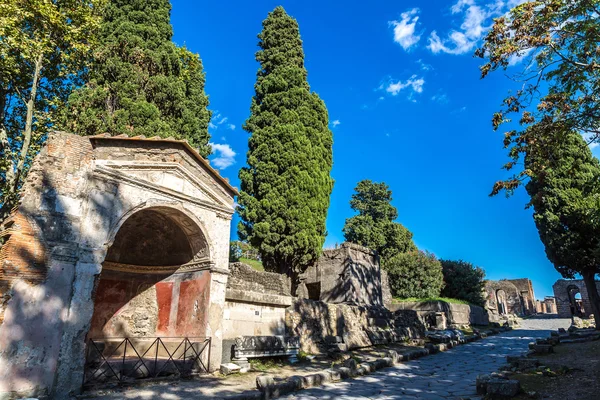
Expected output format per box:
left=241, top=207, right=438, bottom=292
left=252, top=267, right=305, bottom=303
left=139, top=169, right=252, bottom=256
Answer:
left=389, top=300, right=489, bottom=328
left=298, top=243, right=383, bottom=306
left=220, top=363, right=241, bottom=375
left=486, top=379, right=520, bottom=398
left=256, top=375, right=275, bottom=390
left=0, top=132, right=237, bottom=399
left=553, top=279, right=600, bottom=319
left=234, top=335, right=299, bottom=360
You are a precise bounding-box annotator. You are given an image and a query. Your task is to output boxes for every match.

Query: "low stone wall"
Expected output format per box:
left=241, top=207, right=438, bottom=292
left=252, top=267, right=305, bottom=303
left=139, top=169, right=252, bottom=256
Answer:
left=285, top=298, right=425, bottom=354
left=223, top=263, right=293, bottom=340
left=388, top=301, right=489, bottom=328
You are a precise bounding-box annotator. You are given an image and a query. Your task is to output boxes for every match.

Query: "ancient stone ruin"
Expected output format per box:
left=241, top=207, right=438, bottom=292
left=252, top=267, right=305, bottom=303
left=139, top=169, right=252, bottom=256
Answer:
left=536, top=296, right=557, bottom=314
left=484, top=278, right=536, bottom=322
left=297, top=243, right=385, bottom=306
left=0, top=132, right=237, bottom=398
left=553, top=279, right=600, bottom=318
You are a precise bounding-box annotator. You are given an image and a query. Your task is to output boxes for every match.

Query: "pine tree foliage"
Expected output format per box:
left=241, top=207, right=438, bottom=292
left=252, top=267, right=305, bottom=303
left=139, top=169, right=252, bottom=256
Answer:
left=237, top=7, right=334, bottom=283
left=440, top=259, right=486, bottom=307
left=61, top=0, right=211, bottom=156
left=343, top=180, right=416, bottom=263
left=525, top=129, right=600, bottom=322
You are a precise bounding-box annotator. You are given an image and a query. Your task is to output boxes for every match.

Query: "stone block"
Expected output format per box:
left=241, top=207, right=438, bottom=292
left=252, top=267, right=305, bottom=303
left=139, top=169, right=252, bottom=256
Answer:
left=256, top=375, right=275, bottom=390
left=476, top=374, right=491, bottom=395
left=486, top=379, right=520, bottom=398
left=220, top=363, right=241, bottom=375
left=532, top=344, right=554, bottom=354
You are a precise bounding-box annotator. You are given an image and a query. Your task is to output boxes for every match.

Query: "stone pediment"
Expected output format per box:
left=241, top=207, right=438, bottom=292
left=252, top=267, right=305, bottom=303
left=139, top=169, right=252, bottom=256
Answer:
left=95, top=161, right=233, bottom=212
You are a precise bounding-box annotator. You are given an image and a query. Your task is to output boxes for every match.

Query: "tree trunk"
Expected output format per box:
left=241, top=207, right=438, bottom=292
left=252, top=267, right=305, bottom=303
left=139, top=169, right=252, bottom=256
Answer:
left=13, top=53, right=43, bottom=193
left=582, top=269, right=600, bottom=330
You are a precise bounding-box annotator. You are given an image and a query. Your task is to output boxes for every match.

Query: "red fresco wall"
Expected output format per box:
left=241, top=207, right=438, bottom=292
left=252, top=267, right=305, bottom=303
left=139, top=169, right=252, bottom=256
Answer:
left=176, top=272, right=210, bottom=337
left=89, top=269, right=210, bottom=338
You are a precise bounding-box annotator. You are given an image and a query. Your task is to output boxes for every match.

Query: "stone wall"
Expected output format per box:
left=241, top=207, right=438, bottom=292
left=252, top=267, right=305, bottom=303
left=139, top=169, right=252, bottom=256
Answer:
left=388, top=301, right=489, bottom=328
left=507, top=278, right=536, bottom=315
left=552, top=279, right=600, bottom=318
left=223, top=263, right=292, bottom=340
left=484, top=280, right=523, bottom=319
left=0, top=132, right=237, bottom=399
left=298, top=243, right=383, bottom=306
left=285, top=298, right=424, bottom=354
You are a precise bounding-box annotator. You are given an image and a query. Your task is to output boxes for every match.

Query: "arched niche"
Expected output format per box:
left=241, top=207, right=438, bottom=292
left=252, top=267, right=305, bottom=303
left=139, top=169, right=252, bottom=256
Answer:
left=88, top=206, right=211, bottom=339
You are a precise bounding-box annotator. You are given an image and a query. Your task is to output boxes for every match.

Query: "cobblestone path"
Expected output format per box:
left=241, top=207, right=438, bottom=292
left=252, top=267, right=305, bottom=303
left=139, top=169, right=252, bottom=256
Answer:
left=278, top=317, right=571, bottom=400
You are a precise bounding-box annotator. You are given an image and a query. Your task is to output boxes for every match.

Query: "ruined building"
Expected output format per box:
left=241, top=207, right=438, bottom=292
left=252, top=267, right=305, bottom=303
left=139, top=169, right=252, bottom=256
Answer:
left=484, top=278, right=537, bottom=320
left=536, top=297, right=557, bottom=314
left=0, top=132, right=237, bottom=399
left=297, top=243, right=385, bottom=306
left=553, top=279, right=600, bottom=318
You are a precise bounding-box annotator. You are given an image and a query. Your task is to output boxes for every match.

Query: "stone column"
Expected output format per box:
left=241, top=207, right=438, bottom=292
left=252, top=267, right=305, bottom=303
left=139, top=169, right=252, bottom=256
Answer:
left=206, top=269, right=228, bottom=371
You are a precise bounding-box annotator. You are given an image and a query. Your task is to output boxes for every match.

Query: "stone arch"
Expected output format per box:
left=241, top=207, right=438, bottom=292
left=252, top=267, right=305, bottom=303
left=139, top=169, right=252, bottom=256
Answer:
left=88, top=204, right=212, bottom=339
left=567, top=284, right=585, bottom=317
left=496, top=289, right=507, bottom=315
left=104, top=201, right=213, bottom=264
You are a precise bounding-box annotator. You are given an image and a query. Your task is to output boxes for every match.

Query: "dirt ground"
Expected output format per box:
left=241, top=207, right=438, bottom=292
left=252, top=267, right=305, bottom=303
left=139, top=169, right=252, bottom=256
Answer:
left=511, top=338, right=600, bottom=400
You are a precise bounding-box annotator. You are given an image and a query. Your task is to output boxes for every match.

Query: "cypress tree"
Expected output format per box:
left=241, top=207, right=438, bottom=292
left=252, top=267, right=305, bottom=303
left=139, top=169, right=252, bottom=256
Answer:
left=525, top=130, right=600, bottom=325
left=238, top=6, right=334, bottom=288
left=60, top=0, right=211, bottom=156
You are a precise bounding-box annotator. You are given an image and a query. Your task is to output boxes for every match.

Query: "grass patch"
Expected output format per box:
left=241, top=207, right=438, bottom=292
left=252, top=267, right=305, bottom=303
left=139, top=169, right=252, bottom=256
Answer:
left=240, top=257, right=264, bottom=271
left=392, top=297, right=471, bottom=305
left=249, top=357, right=286, bottom=372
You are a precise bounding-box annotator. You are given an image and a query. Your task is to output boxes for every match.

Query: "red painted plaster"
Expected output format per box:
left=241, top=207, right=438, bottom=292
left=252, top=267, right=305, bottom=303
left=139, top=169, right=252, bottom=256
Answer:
left=176, top=272, right=210, bottom=337
left=155, top=281, right=173, bottom=334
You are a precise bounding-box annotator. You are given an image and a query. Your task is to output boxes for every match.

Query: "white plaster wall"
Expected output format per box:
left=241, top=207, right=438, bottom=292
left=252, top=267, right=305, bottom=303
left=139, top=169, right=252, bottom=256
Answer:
left=223, top=301, right=287, bottom=338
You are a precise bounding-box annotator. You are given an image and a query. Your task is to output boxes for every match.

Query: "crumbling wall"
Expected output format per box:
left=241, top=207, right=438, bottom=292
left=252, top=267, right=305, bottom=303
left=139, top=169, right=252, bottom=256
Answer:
left=388, top=301, right=489, bottom=328
left=507, top=278, right=536, bottom=315
left=552, top=279, right=600, bottom=318
left=0, top=132, right=237, bottom=399
left=299, top=242, right=383, bottom=306
left=285, top=298, right=424, bottom=354
left=484, top=280, right=523, bottom=319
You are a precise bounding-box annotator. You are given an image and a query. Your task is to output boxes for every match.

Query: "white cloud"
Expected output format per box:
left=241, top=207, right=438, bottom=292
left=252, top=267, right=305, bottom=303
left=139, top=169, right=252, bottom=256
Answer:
left=332, top=120, right=341, bottom=127
left=209, top=111, right=232, bottom=130
left=210, top=142, right=236, bottom=169
left=427, top=0, right=515, bottom=56
left=385, top=75, right=425, bottom=97
left=582, top=132, right=599, bottom=150
left=390, top=8, right=422, bottom=51
left=431, top=93, right=449, bottom=104
left=417, top=59, right=433, bottom=71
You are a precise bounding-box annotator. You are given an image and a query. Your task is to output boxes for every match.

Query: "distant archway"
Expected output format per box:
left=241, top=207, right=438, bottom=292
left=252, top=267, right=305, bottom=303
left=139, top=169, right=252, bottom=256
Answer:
left=89, top=206, right=211, bottom=338
left=496, top=289, right=508, bottom=315
left=567, top=285, right=585, bottom=317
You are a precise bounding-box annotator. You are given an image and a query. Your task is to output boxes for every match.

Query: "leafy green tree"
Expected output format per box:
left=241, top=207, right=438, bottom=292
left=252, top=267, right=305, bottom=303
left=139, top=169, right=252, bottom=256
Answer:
left=0, top=0, right=103, bottom=221
left=343, top=180, right=416, bottom=263
left=476, top=0, right=600, bottom=195
left=61, top=0, right=211, bottom=156
left=440, top=259, right=486, bottom=307
left=386, top=250, right=444, bottom=299
left=237, top=6, right=334, bottom=288
left=525, top=129, right=600, bottom=324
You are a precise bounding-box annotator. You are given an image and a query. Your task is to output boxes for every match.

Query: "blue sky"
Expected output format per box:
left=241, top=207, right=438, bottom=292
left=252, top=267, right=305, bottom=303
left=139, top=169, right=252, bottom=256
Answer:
left=171, top=0, right=596, bottom=299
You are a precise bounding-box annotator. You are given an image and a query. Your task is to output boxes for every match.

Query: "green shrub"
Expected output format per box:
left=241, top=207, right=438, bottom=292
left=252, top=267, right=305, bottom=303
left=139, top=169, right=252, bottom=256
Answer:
left=440, top=259, right=486, bottom=307
left=385, top=250, right=444, bottom=299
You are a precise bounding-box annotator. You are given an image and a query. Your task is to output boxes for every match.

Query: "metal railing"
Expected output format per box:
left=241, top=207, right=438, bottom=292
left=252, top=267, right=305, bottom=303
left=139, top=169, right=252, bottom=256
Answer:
left=84, top=337, right=211, bottom=386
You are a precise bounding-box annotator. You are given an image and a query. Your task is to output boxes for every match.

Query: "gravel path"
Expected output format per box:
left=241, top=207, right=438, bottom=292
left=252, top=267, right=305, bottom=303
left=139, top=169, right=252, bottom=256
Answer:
left=278, top=317, right=572, bottom=400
